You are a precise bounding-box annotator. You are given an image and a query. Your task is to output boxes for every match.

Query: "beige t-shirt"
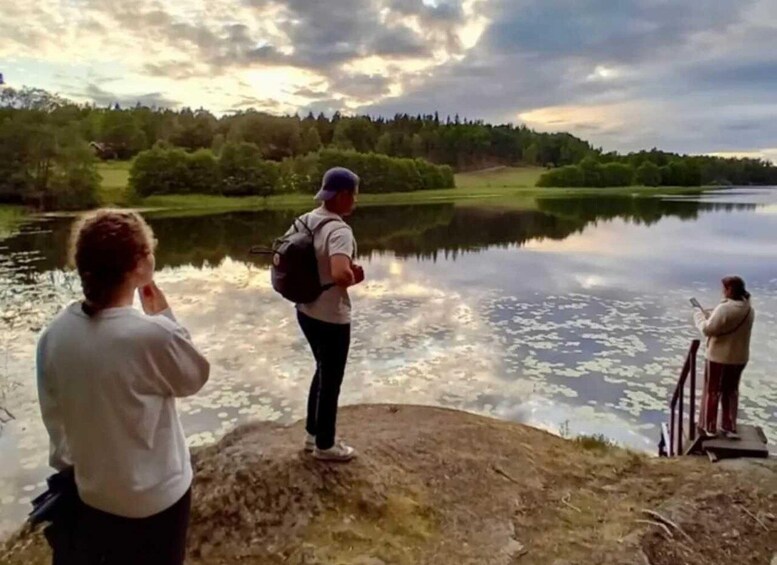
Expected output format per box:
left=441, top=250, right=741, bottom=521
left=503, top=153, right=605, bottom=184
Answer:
left=291, top=206, right=356, bottom=325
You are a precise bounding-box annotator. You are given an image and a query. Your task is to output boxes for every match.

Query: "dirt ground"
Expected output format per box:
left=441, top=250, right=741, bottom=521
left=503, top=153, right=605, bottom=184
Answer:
left=2, top=404, right=776, bottom=564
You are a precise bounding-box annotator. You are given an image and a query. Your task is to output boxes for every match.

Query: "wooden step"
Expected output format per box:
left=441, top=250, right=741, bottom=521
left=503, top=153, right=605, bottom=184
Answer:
left=700, top=425, right=769, bottom=460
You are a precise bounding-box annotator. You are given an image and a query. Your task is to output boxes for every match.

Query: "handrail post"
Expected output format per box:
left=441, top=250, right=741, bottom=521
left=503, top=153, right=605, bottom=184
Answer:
left=678, top=382, right=684, bottom=455
left=689, top=343, right=697, bottom=442
left=667, top=340, right=701, bottom=457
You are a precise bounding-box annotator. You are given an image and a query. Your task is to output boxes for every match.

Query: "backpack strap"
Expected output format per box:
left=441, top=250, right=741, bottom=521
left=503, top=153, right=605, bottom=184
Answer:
left=293, top=215, right=340, bottom=238
left=298, top=216, right=345, bottom=294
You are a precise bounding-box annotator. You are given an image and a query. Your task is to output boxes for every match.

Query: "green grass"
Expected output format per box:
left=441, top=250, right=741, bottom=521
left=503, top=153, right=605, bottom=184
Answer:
left=455, top=166, right=545, bottom=188
left=96, top=160, right=132, bottom=205
left=0, top=205, right=27, bottom=238
left=86, top=162, right=708, bottom=216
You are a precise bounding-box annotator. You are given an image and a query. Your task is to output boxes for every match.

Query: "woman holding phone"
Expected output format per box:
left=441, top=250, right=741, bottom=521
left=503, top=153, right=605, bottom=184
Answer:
left=36, top=210, right=210, bottom=564
left=693, top=276, right=755, bottom=439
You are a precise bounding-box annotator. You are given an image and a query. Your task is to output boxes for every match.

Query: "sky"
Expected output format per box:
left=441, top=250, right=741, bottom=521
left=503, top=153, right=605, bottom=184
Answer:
left=1, top=0, right=776, bottom=159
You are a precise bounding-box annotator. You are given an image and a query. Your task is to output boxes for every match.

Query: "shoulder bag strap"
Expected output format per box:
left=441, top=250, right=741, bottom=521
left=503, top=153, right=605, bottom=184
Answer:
left=716, top=307, right=752, bottom=337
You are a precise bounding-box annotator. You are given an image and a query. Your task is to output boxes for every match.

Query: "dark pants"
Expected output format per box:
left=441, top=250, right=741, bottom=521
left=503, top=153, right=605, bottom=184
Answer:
left=297, top=311, right=351, bottom=450
left=54, top=489, right=191, bottom=565
left=701, top=361, right=746, bottom=433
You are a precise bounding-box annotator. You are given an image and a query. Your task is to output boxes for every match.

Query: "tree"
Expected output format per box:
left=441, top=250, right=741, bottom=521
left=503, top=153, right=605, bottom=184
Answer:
left=410, top=133, right=425, bottom=158
left=99, top=111, right=147, bottom=158
left=375, top=132, right=392, bottom=155
left=523, top=143, right=539, bottom=165
left=0, top=114, right=99, bottom=209
left=169, top=109, right=217, bottom=151
left=635, top=161, right=661, bottom=186
left=662, top=160, right=688, bottom=186
left=299, top=126, right=322, bottom=155
left=45, top=134, right=100, bottom=209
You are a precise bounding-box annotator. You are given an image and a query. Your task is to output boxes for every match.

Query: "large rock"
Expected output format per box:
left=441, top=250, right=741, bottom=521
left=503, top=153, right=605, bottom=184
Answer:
left=2, top=405, right=776, bottom=564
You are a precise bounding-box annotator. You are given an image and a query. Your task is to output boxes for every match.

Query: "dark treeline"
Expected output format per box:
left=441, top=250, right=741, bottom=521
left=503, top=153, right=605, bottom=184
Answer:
left=537, top=152, right=777, bottom=188
left=0, top=87, right=595, bottom=168
left=2, top=86, right=776, bottom=209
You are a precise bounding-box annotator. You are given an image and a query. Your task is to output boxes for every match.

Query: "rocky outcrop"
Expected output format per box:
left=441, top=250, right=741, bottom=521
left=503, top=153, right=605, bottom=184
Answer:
left=2, top=405, right=776, bottom=564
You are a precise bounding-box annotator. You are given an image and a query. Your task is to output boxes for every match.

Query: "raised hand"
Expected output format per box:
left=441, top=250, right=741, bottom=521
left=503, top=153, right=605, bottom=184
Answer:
left=139, top=281, right=170, bottom=315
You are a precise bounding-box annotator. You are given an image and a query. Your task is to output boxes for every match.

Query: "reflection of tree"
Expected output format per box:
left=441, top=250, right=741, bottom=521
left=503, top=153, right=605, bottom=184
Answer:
left=0, top=196, right=761, bottom=276
left=536, top=195, right=756, bottom=226
left=358, top=207, right=586, bottom=261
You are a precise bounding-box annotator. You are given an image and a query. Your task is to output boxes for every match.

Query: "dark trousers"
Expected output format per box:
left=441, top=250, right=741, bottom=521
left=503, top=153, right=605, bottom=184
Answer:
left=701, top=361, right=746, bottom=433
left=297, top=311, right=351, bottom=450
left=54, top=489, right=191, bottom=565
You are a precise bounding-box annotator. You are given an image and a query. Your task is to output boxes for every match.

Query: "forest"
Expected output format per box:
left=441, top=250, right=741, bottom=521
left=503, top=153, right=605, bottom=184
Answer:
left=1, top=86, right=775, bottom=209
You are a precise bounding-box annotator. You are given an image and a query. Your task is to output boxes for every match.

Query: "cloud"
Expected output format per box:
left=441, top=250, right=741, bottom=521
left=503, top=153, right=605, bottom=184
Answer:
left=79, top=83, right=178, bottom=108
left=363, top=0, right=777, bottom=155
left=1, top=0, right=776, bottom=155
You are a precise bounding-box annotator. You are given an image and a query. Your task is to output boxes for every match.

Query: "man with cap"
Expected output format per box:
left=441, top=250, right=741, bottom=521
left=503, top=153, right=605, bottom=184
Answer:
left=292, top=167, right=363, bottom=461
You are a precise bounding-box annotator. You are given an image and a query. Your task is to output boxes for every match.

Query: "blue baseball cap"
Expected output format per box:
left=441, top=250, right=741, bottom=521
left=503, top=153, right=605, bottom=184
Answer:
left=315, top=167, right=360, bottom=201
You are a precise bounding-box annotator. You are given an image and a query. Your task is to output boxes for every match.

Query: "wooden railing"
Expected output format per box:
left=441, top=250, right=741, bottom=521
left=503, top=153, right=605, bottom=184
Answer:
left=660, top=339, right=700, bottom=456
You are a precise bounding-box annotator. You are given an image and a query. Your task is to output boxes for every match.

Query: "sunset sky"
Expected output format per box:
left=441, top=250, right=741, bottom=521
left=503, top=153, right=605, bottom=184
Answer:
left=1, top=0, right=775, bottom=159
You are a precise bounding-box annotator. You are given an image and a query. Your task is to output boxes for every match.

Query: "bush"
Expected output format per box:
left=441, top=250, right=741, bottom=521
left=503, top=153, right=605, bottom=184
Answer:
left=579, top=156, right=603, bottom=187
left=129, top=146, right=190, bottom=196
left=536, top=165, right=585, bottom=187
left=600, top=162, right=634, bottom=187
left=312, top=149, right=453, bottom=194
left=128, top=145, right=452, bottom=198
left=220, top=142, right=280, bottom=197
left=186, top=150, right=220, bottom=194
left=278, top=153, right=318, bottom=194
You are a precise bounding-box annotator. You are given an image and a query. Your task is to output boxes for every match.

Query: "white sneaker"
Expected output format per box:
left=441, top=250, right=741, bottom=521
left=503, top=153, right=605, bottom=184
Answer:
left=304, top=434, right=316, bottom=453
left=313, top=441, right=356, bottom=462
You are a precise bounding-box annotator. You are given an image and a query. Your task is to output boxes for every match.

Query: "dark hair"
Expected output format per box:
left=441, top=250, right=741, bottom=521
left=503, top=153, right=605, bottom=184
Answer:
left=69, top=210, right=155, bottom=316
left=722, top=275, right=750, bottom=301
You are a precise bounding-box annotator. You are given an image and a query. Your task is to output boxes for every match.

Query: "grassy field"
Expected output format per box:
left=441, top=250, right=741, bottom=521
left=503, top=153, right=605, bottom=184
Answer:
left=96, top=161, right=133, bottom=205
left=0, top=205, right=26, bottom=238
left=454, top=166, right=544, bottom=188
left=91, top=162, right=704, bottom=215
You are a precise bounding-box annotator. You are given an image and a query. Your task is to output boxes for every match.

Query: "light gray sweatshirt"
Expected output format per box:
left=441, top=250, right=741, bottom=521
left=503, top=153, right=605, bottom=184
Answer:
left=36, top=303, right=210, bottom=518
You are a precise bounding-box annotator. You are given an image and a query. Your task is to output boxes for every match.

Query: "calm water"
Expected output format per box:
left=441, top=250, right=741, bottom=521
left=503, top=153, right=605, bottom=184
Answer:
left=1, top=189, right=777, bottom=536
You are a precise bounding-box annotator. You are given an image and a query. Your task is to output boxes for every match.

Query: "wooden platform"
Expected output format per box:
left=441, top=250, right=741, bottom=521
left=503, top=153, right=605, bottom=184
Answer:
left=685, top=425, right=769, bottom=461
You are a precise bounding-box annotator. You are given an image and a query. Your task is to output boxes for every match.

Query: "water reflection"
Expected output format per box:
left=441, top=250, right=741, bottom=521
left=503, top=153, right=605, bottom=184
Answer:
left=1, top=190, right=776, bottom=538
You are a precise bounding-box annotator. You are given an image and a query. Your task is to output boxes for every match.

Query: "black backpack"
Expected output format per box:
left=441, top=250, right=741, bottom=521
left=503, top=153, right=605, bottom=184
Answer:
left=258, top=216, right=339, bottom=304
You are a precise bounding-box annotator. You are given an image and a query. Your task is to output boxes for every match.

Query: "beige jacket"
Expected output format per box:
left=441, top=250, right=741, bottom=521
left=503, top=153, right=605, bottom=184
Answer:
left=694, top=298, right=754, bottom=365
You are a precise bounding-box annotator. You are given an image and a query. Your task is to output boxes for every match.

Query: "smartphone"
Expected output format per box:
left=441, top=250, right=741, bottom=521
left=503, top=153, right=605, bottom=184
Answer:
left=690, top=297, right=702, bottom=310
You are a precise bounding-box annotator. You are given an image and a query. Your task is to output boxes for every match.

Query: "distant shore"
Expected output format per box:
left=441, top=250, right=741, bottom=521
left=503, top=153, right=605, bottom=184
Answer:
left=0, top=165, right=712, bottom=224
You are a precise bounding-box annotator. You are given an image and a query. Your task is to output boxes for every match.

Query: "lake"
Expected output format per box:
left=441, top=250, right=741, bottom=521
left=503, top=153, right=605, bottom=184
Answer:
left=1, top=188, right=776, bottom=537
